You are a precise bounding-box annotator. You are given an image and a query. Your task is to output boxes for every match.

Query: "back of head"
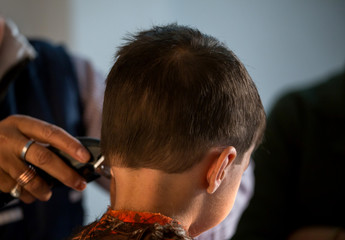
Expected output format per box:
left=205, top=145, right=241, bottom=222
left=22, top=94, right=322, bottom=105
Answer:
left=101, top=24, right=265, bottom=173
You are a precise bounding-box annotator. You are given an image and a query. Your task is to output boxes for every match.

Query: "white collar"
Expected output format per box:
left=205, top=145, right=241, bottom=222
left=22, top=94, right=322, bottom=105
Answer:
left=0, top=19, right=37, bottom=80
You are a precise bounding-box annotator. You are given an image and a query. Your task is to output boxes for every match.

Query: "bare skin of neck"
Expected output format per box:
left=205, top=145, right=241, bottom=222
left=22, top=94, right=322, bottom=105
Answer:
left=110, top=160, right=210, bottom=234
left=108, top=147, right=249, bottom=237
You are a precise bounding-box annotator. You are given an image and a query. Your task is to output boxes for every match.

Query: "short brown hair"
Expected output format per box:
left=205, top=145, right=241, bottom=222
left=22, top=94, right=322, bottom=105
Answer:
left=101, top=24, right=265, bottom=173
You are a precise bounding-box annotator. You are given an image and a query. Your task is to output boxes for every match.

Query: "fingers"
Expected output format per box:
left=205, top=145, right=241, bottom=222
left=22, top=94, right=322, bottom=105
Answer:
left=8, top=115, right=90, bottom=162
left=24, top=141, right=87, bottom=191
left=0, top=168, right=36, bottom=203
left=0, top=115, right=89, bottom=203
left=0, top=144, right=52, bottom=201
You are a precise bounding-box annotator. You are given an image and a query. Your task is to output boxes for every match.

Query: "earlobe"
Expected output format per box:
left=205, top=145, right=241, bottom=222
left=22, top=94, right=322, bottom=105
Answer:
left=110, top=167, right=115, bottom=177
left=206, top=146, right=237, bottom=194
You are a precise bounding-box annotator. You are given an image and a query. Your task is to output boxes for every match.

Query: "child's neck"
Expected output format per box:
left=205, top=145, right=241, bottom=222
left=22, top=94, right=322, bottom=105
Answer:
left=110, top=166, right=207, bottom=232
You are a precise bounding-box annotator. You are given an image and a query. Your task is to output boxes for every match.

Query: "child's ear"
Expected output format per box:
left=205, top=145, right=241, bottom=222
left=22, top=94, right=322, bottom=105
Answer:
left=206, top=146, right=237, bottom=194
left=110, top=168, right=115, bottom=177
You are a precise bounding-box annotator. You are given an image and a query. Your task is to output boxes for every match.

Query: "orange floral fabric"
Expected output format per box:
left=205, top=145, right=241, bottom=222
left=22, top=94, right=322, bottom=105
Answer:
left=70, top=207, right=189, bottom=239
left=106, top=208, right=175, bottom=226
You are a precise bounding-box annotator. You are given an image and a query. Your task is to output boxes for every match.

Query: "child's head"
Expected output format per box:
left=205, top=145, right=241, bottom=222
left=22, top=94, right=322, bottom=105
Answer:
left=101, top=24, right=265, bottom=171
left=101, top=24, right=265, bottom=236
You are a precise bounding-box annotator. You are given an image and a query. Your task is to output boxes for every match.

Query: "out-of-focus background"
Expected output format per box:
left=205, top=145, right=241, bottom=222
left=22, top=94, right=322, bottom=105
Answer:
left=1, top=0, right=345, bottom=224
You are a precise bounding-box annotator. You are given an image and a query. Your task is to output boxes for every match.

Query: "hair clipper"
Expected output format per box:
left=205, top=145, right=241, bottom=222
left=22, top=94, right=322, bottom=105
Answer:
left=0, top=137, right=108, bottom=208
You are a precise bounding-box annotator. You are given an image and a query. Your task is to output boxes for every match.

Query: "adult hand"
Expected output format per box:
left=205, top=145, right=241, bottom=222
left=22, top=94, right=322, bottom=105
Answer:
left=0, top=115, right=90, bottom=203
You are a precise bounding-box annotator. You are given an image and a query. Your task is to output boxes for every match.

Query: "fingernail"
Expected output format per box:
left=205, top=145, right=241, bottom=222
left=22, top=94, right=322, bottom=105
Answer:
left=43, top=191, right=53, bottom=201
left=75, top=180, right=87, bottom=191
left=76, top=147, right=90, bottom=162
left=47, top=191, right=52, bottom=199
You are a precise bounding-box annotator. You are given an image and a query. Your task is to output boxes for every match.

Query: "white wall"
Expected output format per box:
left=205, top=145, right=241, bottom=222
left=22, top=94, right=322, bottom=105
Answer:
left=67, top=0, right=345, bottom=110
left=1, top=0, right=345, bottom=224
